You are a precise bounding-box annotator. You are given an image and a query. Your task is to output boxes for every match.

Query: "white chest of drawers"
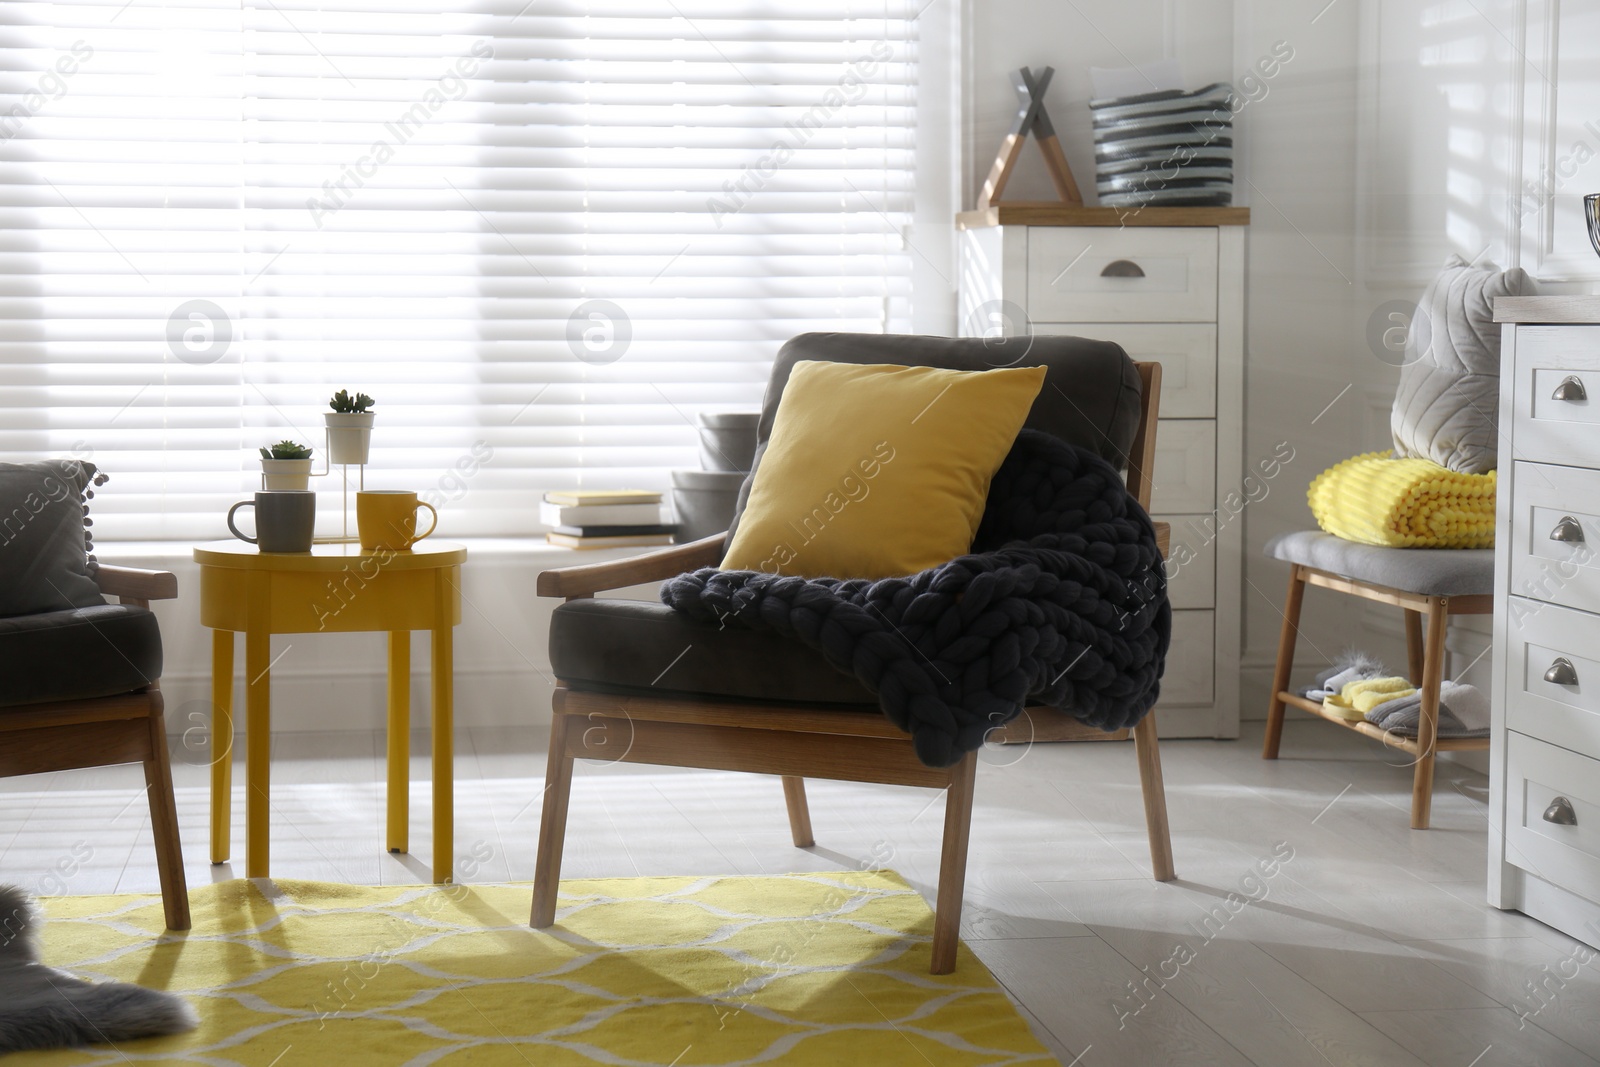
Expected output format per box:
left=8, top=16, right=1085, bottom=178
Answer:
left=1490, top=296, right=1600, bottom=945
left=956, top=204, right=1249, bottom=739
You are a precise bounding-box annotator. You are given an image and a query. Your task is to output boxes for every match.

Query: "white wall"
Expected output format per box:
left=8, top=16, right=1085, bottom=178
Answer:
left=1233, top=1, right=1370, bottom=717
left=966, top=1, right=1237, bottom=208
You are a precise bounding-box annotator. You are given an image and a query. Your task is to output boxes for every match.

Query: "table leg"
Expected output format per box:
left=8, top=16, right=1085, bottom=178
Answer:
left=432, top=569, right=454, bottom=884
left=387, top=631, right=410, bottom=853
left=210, top=628, right=234, bottom=864
left=245, top=575, right=272, bottom=878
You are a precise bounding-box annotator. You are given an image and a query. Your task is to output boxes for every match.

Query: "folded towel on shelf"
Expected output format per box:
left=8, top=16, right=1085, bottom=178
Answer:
left=1304, top=651, right=1385, bottom=700
left=1323, top=675, right=1416, bottom=721
left=1308, top=451, right=1496, bottom=548
left=1348, top=677, right=1419, bottom=712
left=1443, top=680, right=1491, bottom=732
left=1364, top=681, right=1491, bottom=738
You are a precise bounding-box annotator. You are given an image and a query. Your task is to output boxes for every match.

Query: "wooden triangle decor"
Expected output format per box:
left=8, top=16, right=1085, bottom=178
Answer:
left=976, top=66, right=1082, bottom=210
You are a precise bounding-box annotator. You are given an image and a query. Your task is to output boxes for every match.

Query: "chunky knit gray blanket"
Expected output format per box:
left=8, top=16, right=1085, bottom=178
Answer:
left=661, top=430, right=1171, bottom=767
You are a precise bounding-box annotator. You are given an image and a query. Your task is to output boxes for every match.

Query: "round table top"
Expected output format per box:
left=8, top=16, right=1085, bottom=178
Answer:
left=193, top=539, right=468, bottom=571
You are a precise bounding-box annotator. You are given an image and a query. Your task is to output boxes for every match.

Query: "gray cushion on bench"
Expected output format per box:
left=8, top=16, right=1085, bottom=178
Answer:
left=0, top=604, right=162, bottom=707
left=1266, top=530, right=1494, bottom=597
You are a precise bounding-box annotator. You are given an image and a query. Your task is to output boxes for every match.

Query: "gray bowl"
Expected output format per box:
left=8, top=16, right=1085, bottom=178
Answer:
left=672, top=468, right=748, bottom=541
left=698, top=412, right=760, bottom=472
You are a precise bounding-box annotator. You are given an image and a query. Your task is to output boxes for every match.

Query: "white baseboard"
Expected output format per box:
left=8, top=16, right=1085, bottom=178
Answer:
left=157, top=668, right=556, bottom=734
left=1149, top=703, right=1231, bottom=738
left=156, top=670, right=1238, bottom=741
left=1240, top=659, right=1277, bottom=721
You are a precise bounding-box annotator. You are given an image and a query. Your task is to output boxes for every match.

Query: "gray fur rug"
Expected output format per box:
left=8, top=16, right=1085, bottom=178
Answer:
left=0, top=885, right=197, bottom=1054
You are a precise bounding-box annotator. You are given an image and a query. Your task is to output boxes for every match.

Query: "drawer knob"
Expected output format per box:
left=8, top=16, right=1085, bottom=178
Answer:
left=1543, top=797, right=1578, bottom=825
left=1552, top=375, right=1588, bottom=402
left=1550, top=516, right=1586, bottom=543
left=1100, top=259, right=1146, bottom=278
left=1544, top=657, right=1579, bottom=685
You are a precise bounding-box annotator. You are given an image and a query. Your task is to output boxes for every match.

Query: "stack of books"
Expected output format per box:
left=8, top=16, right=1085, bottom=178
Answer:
left=541, top=489, right=676, bottom=549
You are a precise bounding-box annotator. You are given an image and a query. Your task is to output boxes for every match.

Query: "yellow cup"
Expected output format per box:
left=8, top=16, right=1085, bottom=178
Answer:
left=357, top=490, right=438, bottom=551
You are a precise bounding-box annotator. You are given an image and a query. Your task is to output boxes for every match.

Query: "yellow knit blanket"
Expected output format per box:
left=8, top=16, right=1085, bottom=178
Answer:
left=1308, top=451, right=1496, bottom=548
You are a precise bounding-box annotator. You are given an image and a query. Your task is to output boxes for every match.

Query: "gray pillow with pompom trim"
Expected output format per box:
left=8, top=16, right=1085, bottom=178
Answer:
left=0, top=460, right=105, bottom=616
left=1390, top=255, right=1526, bottom=474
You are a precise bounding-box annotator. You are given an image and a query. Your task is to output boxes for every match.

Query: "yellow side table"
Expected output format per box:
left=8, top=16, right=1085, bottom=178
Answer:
left=194, top=540, right=467, bottom=882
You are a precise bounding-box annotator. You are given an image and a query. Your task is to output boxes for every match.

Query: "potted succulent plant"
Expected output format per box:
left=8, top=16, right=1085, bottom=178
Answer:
left=324, top=389, right=375, bottom=465
left=258, top=440, right=315, bottom=491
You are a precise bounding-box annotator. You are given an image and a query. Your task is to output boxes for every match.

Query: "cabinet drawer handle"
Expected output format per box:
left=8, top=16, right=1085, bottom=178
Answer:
left=1552, top=375, right=1588, bottom=402
left=1544, top=657, right=1579, bottom=685
left=1543, top=797, right=1578, bottom=825
left=1550, top=516, right=1586, bottom=543
left=1100, top=259, right=1146, bottom=278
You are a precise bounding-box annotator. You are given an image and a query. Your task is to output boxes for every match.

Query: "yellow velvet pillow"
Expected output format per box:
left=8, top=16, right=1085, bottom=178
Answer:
left=721, top=360, right=1048, bottom=579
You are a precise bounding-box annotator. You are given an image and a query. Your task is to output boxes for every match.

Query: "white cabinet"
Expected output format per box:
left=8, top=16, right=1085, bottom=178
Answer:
left=956, top=205, right=1248, bottom=739
left=1025, top=227, right=1220, bottom=322
left=1489, top=297, right=1600, bottom=947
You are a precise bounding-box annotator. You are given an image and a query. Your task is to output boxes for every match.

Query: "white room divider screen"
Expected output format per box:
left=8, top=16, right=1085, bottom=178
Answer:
left=0, top=1, right=916, bottom=538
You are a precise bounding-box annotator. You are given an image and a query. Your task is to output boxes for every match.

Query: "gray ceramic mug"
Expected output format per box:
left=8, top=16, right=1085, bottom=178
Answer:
left=227, top=491, right=316, bottom=553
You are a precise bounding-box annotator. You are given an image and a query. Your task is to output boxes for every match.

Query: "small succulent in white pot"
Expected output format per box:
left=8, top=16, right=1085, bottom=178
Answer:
left=324, top=390, right=375, bottom=465
left=258, top=440, right=314, bottom=491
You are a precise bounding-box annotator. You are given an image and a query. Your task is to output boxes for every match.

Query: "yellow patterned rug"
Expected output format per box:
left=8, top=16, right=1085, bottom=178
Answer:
left=34, top=871, right=1054, bottom=1066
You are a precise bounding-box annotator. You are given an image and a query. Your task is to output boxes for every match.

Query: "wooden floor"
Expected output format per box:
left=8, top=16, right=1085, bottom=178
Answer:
left=3, top=719, right=1597, bottom=1066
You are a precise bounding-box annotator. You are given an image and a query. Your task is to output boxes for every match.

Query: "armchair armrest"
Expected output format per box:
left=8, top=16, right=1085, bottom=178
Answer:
left=536, top=524, right=1163, bottom=600
left=93, top=565, right=178, bottom=605
left=536, top=533, right=726, bottom=599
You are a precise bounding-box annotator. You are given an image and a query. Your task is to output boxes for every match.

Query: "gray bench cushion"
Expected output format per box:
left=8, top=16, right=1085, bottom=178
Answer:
left=549, top=597, right=878, bottom=706
left=0, top=604, right=162, bottom=707
left=1266, top=530, right=1494, bottom=597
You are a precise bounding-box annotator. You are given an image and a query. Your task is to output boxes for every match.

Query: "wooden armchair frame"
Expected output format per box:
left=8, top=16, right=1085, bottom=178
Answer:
left=531, top=363, right=1173, bottom=973
left=0, top=566, right=190, bottom=929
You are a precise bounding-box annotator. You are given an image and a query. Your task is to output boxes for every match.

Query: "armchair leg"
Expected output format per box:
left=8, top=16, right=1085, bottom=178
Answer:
left=143, top=693, right=190, bottom=931
left=931, top=753, right=977, bottom=975
left=531, top=711, right=575, bottom=928
left=1403, top=608, right=1425, bottom=684
left=781, top=776, right=814, bottom=847
left=1411, top=598, right=1448, bottom=830
left=1132, top=712, right=1175, bottom=881
left=1263, top=565, right=1307, bottom=759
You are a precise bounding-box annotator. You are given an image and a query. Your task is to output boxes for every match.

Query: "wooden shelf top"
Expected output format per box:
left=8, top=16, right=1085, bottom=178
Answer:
left=1494, top=295, right=1600, bottom=324
left=956, top=202, right=1251, bottom=230
left=1277, top=692, right=1489, bottom=752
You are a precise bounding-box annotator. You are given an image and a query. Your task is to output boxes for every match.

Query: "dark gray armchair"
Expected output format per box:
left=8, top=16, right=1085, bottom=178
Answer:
left=0, top=461, right=189, bottom=929
left=530, top=333, right=1174, bottom=973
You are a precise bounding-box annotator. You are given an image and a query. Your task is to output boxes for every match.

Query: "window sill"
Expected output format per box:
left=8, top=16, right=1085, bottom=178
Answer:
left=91, top=536, right=670, bottom=564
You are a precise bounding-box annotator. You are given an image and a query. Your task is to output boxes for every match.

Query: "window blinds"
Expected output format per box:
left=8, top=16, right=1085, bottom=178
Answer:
left=0, top=1, right=917, bottom=538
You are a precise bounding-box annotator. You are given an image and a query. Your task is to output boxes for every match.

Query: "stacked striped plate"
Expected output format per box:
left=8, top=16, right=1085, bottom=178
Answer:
left=1090, top=82, right=1234, bottom=208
